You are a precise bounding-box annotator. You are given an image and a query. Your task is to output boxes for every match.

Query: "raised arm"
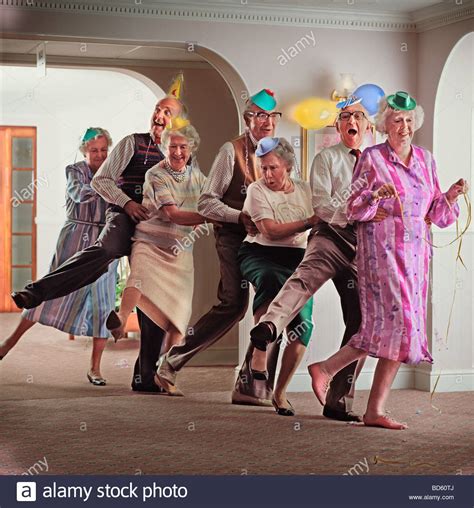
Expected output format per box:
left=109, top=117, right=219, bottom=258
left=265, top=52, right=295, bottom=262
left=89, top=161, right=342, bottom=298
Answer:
left=65, top=164, right=99, bottom=204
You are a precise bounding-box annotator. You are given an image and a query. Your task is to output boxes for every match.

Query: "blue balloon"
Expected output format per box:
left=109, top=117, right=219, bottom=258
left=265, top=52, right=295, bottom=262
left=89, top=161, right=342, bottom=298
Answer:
left=353, top=84, right=385, bottom=115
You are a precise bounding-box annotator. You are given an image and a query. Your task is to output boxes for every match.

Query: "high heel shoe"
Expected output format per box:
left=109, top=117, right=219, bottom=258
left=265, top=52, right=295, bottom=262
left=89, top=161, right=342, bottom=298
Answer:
left=105, top=310, right=124, bottom=342
left=250, top=322, right=276, bottom=351
left=87, top=371, right=107, bottom=386
left=272, top=398, right=295, bottom=417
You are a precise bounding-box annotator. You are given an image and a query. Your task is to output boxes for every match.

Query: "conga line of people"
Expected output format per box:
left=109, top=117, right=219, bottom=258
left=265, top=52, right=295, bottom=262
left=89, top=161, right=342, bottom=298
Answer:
left=2, top=81, right=468, bottom=430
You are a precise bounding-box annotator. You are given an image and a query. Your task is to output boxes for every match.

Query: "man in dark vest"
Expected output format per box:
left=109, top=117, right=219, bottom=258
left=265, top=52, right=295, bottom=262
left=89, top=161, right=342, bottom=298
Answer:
left=12, top=94, right=184, bottom=392
left=156, top=89, right=282, bottom=404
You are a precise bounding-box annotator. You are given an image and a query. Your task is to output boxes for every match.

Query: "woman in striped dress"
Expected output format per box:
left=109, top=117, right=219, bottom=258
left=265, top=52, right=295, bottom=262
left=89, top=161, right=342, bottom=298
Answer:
left=0, top=128, right=118, bottom=386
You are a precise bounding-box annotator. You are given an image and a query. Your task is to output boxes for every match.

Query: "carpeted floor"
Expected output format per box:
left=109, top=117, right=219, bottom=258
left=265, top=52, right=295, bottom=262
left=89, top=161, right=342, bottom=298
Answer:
left=1, top=314, right=473, bottom=476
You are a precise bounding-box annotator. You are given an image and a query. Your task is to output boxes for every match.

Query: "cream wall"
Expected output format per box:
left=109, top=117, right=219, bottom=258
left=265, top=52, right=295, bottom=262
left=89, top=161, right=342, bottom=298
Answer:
left=2, top=6, right=472, bottom=389
left=0, top=66, right=159, bottom=276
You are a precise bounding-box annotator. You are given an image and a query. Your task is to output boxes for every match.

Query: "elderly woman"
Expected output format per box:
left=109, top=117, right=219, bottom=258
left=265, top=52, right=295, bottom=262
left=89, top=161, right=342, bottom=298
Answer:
left=309, top=91, right=468, bottom=429
left=106, top=122, right=214, bottom=363
left=0, top=128, right=118, bottom=386
left=237, top=137, right=319, bottom=416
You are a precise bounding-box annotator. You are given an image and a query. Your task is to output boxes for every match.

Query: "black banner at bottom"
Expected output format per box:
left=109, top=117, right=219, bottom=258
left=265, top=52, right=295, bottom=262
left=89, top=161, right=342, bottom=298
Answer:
left=1, top=475, right=472, bottom=507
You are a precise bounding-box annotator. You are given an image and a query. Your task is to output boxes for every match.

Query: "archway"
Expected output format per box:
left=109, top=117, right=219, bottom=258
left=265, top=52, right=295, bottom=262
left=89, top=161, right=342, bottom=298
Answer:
left=427, top=31, right=473, bottom=393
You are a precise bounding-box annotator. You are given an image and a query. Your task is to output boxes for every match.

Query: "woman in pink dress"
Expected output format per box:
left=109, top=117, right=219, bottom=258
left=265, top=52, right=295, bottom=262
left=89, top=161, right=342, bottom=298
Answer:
left=309, top=91, right=468, bottom=430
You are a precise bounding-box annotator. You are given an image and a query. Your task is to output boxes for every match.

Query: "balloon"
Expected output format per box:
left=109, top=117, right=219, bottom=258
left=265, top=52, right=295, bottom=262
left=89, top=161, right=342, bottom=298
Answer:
left=353, top=83, right=385, bottom=115
left=292, top=97, right=338, bottom=130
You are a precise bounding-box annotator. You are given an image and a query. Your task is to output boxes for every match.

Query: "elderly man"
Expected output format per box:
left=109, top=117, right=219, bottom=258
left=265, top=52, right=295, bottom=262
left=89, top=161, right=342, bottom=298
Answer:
left=156, top=89, right=282, bottom=402
left=248, top=96, right=384, bottom=422
left=12, top=94, right=183, bottom=393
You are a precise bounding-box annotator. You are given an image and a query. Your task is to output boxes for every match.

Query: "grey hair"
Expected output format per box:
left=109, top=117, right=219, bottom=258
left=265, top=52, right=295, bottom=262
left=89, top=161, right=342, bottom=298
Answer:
left=79, top=128, right=112, bottom=155
left=375, top=97, right=424, bottom=134
left=161, top=124, right=200, bottom=155
left=257, top=137, right=295, bottom=172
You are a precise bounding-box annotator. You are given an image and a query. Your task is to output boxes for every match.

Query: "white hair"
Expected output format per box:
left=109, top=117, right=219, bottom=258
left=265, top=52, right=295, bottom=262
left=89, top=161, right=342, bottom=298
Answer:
left=374, top=97, right=424, bottom=134
left=257, top=137, right=295, bottom=173
left=79, top=128, right=112, bottom=155
left=161, top=124, right=200, bottom=155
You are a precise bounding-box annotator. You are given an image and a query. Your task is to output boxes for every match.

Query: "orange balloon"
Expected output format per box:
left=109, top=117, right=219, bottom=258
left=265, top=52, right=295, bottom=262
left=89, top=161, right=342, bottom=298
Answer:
left=292, top=97, right=338, bottom=130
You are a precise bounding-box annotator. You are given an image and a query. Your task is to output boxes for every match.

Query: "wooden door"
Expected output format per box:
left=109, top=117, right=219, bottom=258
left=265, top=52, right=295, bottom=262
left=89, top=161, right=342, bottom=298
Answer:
left=0, top=126, right=37, bottom=312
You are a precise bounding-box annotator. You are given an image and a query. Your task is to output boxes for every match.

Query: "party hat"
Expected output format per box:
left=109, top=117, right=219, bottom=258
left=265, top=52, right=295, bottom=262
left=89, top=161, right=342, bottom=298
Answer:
left=168, top=72, right=184, bottom=99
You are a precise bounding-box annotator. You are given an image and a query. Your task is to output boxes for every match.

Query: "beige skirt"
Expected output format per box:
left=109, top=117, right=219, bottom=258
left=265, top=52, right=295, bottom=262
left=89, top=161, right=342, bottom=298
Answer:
left=126, top=240, right=194, bottom=336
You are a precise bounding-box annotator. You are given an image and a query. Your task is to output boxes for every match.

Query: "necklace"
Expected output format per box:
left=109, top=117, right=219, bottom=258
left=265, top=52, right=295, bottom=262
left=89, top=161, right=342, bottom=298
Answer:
left=143, top=138, right=152, bottom=166
left=163, top=159, right=187, bottom=183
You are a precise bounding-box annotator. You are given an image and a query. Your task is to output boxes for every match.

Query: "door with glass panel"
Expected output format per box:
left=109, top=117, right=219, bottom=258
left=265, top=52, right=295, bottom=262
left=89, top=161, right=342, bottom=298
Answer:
left=0, top=126, right=37, bottom=312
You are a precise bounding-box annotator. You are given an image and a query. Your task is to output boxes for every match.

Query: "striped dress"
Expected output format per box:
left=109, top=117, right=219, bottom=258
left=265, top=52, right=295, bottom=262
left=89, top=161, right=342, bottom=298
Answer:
left=23, top=161, right=118, bottom=338
left=347, top=142, right=459, bottom=365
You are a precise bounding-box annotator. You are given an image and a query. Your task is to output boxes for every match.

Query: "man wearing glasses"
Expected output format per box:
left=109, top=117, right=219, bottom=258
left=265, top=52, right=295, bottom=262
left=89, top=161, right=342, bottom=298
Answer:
left=156, top=89, right=283, bottom=402
left=247, top=97, right=385, bottom=422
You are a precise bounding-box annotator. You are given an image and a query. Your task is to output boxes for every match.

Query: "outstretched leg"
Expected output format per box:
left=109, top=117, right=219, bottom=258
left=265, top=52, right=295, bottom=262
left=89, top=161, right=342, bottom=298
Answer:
left=308, top=345, right=365, bottom=405
left=106, top=287, right=141, bottom=341
left=0, top=317, right=36, bottom=359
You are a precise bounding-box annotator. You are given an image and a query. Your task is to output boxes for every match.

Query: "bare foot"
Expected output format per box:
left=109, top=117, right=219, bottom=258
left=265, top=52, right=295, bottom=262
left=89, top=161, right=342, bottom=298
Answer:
left=308, top=362, right=332, bottom=406
left=363, top=414, right=408, bottom=430
left=105, top=311, right=125, bottom=342
left=250, top=348, right=267, bottom=375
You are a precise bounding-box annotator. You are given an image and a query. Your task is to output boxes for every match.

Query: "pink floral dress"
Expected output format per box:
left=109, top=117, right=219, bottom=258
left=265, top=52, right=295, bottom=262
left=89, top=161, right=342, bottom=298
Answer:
left=347, top=141, right=459, bottom=365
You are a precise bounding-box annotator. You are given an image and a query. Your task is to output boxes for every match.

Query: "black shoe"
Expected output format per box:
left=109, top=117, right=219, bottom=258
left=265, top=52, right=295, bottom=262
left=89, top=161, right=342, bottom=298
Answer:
left=272, top=398, right=295, bottom=417
left=250, top=322, right=276, bottom=352
left=323, top=406, right=362, bottom=422
left=11, top=290, right=38, bottom=310
left=132, top=383, right=165, bottom=393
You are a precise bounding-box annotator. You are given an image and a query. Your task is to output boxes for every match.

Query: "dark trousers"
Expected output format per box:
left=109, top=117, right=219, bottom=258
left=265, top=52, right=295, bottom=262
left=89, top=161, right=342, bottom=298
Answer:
left=24, top=207, right=164, bottom=390
left=261, top=223, right=362, bottom=413
left=167, top=227, right=249, bottom=371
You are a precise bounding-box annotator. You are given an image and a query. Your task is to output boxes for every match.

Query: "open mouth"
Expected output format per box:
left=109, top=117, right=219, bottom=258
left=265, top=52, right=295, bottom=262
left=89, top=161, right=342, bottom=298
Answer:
left=153, top=120, right=165, bottom=128
left=348, top=128, right=358, bottom=136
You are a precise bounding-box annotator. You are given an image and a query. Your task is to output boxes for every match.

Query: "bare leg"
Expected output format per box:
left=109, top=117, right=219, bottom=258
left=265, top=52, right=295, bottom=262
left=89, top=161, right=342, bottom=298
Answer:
left=250, top=305, right=268, bottom=373
left=308, top=345, right=365, bottom=405
left=273, top=338, right=306, bottom=409
left=363, top=358, right=407, bottom=430
left=89, top=337, right=107, bottom=379
left=348, top=356, right=367, bottom=399
left=0, top=317, right=36, bottom=358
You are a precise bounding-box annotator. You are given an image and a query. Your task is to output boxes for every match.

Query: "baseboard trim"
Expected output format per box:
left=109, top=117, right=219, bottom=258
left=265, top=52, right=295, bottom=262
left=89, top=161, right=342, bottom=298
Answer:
left=186, top=347, right=238, bottom=367
left=414, top=368, right=474, bottom=392
left=285, top=367, right=474, bottom=393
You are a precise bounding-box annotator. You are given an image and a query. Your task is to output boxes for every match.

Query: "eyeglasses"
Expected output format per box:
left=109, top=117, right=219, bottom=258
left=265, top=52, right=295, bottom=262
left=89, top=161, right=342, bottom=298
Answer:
left=246, top=112, right=283, bottom=122
left=338, top=111, right=366, bottom=121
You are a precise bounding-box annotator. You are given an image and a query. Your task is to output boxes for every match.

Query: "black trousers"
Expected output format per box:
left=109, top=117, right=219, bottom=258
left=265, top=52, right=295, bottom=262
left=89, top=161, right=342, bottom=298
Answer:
left=24, top=207, right=164, bottom=390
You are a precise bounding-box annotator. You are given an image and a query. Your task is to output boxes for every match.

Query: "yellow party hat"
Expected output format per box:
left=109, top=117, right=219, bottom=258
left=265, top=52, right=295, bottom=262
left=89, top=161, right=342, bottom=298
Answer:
left=168, top=72, right=184, bottom=99
left=167, top=116, right=190, bottom=130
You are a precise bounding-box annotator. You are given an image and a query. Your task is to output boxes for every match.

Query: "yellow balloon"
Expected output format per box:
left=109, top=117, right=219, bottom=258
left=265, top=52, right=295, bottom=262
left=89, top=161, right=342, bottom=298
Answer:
left=292, top=97, right=338, bottom=130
